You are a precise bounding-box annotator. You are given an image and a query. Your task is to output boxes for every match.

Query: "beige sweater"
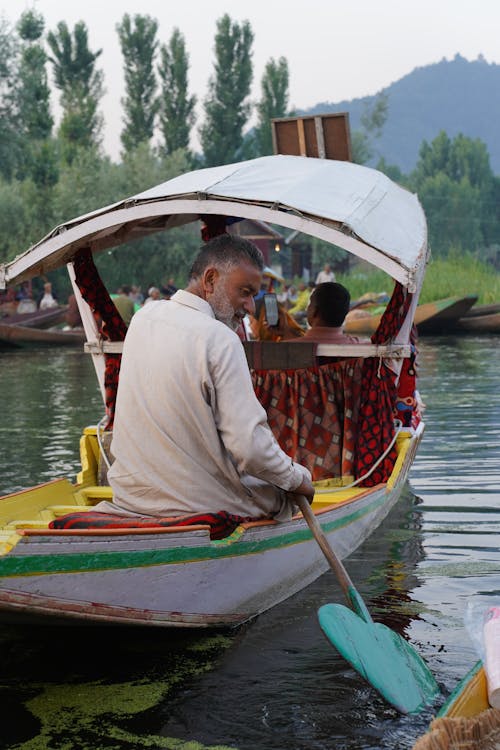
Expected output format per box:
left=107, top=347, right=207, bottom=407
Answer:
left=98, top=290, right=309, bottom=520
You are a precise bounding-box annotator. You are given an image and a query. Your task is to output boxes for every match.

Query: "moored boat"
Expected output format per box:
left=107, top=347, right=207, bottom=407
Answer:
left=0, top=304, right=67, bottom=329
left=345, top=295, right=478, bottom=336
left=462, top=302, right=500, bottom=318
left=0, top=154, right=429, bottom=628
left=457, top=311, right=500, bottom=334
left=0, top=321, right=85, bottom=348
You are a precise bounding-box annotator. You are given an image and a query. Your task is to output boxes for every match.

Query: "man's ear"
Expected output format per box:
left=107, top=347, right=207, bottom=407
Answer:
left=202, top=267, right=219, bottom=295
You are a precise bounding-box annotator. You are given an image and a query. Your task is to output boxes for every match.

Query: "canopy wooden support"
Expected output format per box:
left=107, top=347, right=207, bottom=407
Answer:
left=84, top=339, right=411, bottom=362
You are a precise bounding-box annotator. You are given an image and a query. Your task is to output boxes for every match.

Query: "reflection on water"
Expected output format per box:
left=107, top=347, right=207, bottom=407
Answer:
left=0, top=337, right=499, bottom=749
left=0, top=348, right=103, bottom=494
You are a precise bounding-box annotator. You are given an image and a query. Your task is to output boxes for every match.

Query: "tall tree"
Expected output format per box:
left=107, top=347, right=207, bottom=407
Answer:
left=16, top=10, right=57, bottom=188
left=411, top=131, right=498, bottom=254
left=117, top=14, right=159, bottom=154
left=17, top=10, right=53, bottom=142
left=158, top=28, right=196, bottom=157
left=254, top=57, right=290, bottom=156
left=351, top=93, right=388, bottom=164
left=0, top=17, right=21, bottom=179
left=47, top=21, right=103, bottom=161
left=199, top=14, right=254, bottom=166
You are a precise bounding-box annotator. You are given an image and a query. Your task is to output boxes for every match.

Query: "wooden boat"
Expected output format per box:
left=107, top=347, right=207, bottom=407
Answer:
left=412, top=661, right=500, bottom=749
left=457, top=311, right=500, bottom=334
left=0, top=154, right=429, bottom=628
left=345, top=295, right=478, bottom=336
left=462, top=302, right=500, bottom=318
left=0, top=321, right=86, bottom=348
left=0, top=304, right=67, bottom=329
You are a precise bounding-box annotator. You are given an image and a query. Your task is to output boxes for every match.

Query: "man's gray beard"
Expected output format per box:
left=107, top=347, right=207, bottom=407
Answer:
left=209, top=289, right=239, bottom=331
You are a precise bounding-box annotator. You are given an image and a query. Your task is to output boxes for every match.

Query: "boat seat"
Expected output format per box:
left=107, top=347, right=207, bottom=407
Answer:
left=74, top=485, right=114, bottom=504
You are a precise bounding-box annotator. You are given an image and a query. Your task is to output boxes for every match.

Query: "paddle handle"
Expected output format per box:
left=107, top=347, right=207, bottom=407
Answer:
left=294, top=495, right=373, bottom=623
left=295, top=496, right=355, bottom=598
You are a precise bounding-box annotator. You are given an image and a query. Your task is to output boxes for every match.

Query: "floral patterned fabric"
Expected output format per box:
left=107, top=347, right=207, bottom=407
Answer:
left=354, top=282, right=414, bottom=485
left=72, top=247, right=128, bottom=429
left=252, top=360, right=363, bottom=481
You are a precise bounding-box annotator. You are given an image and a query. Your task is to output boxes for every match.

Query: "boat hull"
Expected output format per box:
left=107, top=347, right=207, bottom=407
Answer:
left=0, top=427, right=420, bottom=628
left=1, top=305, right=67, bottom=329
left=0, top=321, right=85, bottom=347
left=458, top=311, right=500, bottom=333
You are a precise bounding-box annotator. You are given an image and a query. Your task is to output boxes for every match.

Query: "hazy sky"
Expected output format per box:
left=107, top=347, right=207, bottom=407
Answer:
left=4, top=0, right=499, bottom=159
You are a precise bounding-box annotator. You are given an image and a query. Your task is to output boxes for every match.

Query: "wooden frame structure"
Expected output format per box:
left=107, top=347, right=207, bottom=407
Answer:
left=271, top=113, right=352, bottom=161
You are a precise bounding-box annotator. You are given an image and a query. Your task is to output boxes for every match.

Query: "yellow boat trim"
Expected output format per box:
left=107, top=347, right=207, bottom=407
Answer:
left=0, top=425, right=415, bottom=556
left=387, top=430, right=412, bottom=490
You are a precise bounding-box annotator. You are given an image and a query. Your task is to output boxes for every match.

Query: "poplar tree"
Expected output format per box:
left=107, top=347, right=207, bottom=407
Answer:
left=254, top=56, right=290, bottom=156
left=0, top=17, right=20, bottom=179
left=117, top=14, right=159, bottom=154
left=199, top=14, right=254, bottom=166
left=16, top=10, right=57, bottom=188
left=351, top=93, right=388, bottom=164
left=158, top=28, right=196, bottom=157
left=47, top=21, right=104, bottom=161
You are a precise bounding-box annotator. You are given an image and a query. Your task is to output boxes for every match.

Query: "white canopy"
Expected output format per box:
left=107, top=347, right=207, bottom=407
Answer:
left=0, top=155, right=428, bottom=292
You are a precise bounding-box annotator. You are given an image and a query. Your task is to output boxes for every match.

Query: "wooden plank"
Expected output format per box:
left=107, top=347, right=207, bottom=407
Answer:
left=314, top=117, right=326, bottom=158
left=297, top=119, right=306, bottom=155
left=87, top=340, right=411, bottom=359
left=271, top=113, right=352, bottom=161
left=323, top=113, right=352, bottom=160
left=243, top=341, right=317, bottom=369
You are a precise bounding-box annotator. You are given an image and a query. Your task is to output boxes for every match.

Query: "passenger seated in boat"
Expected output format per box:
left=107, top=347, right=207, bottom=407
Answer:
left=38, top=281, right=58, bottom=310
left=284, top=282, right=362, bottom=359
left=93, top=234, right=314, bottom=522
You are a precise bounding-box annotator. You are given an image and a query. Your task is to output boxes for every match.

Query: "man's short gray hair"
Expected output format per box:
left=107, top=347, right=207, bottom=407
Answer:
left=189, top=234, right=264, bottom=279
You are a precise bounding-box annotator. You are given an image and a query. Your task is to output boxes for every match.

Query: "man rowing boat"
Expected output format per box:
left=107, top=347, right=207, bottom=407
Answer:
left=95, top=234, right=314, bottom=522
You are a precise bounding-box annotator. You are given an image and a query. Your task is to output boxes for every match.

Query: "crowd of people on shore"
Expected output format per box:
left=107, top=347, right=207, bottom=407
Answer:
left=2, top=262, right=345, bottom=341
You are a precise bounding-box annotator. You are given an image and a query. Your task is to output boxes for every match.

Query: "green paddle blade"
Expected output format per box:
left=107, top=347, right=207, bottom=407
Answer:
left=318, top=603, right=439, bottom=714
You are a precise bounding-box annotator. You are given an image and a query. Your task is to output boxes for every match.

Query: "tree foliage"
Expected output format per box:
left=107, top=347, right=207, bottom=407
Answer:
left=351, top=93, right=388, bottom=164
left=16, top=10, right=55, bottom=187
left=254, top=56, right=290, bottom=156
left=158, top=28, right=196, bottom=157
left=410, top=131, right=500, bottom=254
left=0, top=17, right=21, bottom=179
left=47, top=21, right=103, bottom=161
left=199, top=14, right=254, bottom=166
left=117, top=14, right=159, bottom=154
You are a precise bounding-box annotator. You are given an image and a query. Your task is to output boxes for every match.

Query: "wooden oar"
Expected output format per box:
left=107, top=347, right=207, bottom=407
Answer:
left=294, top=495, right=439, bottom=714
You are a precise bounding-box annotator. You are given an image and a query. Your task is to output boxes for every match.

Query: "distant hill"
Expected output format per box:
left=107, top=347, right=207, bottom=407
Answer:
left=301, top=54, right=500, bottom=175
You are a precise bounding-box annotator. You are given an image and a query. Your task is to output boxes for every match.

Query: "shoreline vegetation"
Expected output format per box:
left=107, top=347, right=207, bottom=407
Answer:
left=337, top=253, right=500, bottom=306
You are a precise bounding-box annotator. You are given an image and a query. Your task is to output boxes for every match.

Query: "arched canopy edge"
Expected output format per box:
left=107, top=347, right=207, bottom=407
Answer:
left=1, top=197, right=424, bottom=292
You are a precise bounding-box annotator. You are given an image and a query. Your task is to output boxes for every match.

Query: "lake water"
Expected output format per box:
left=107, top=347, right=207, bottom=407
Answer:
left=0, top=336, right=499, bottom=750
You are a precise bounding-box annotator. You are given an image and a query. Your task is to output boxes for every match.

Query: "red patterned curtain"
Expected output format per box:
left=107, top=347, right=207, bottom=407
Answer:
left=354, top=282, right=413, bottom=485
left=200, top=215, right=228, bottom=241
left=395, top=325, right=420, bottom=429
left=252, top=360, right=363, bottom=481
left=72, top=247, right=127, bottom=429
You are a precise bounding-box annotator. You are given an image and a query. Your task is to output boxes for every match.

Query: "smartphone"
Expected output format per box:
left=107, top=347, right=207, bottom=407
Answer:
left=263, top=293, right=279, bottom=327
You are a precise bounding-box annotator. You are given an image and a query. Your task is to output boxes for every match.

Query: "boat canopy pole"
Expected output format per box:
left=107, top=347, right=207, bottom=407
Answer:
left=67, top=262, right=106, bottom=400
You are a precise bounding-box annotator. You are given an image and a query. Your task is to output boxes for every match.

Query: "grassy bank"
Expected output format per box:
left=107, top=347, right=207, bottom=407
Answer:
left=337, top=253, right=500, bottom=304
